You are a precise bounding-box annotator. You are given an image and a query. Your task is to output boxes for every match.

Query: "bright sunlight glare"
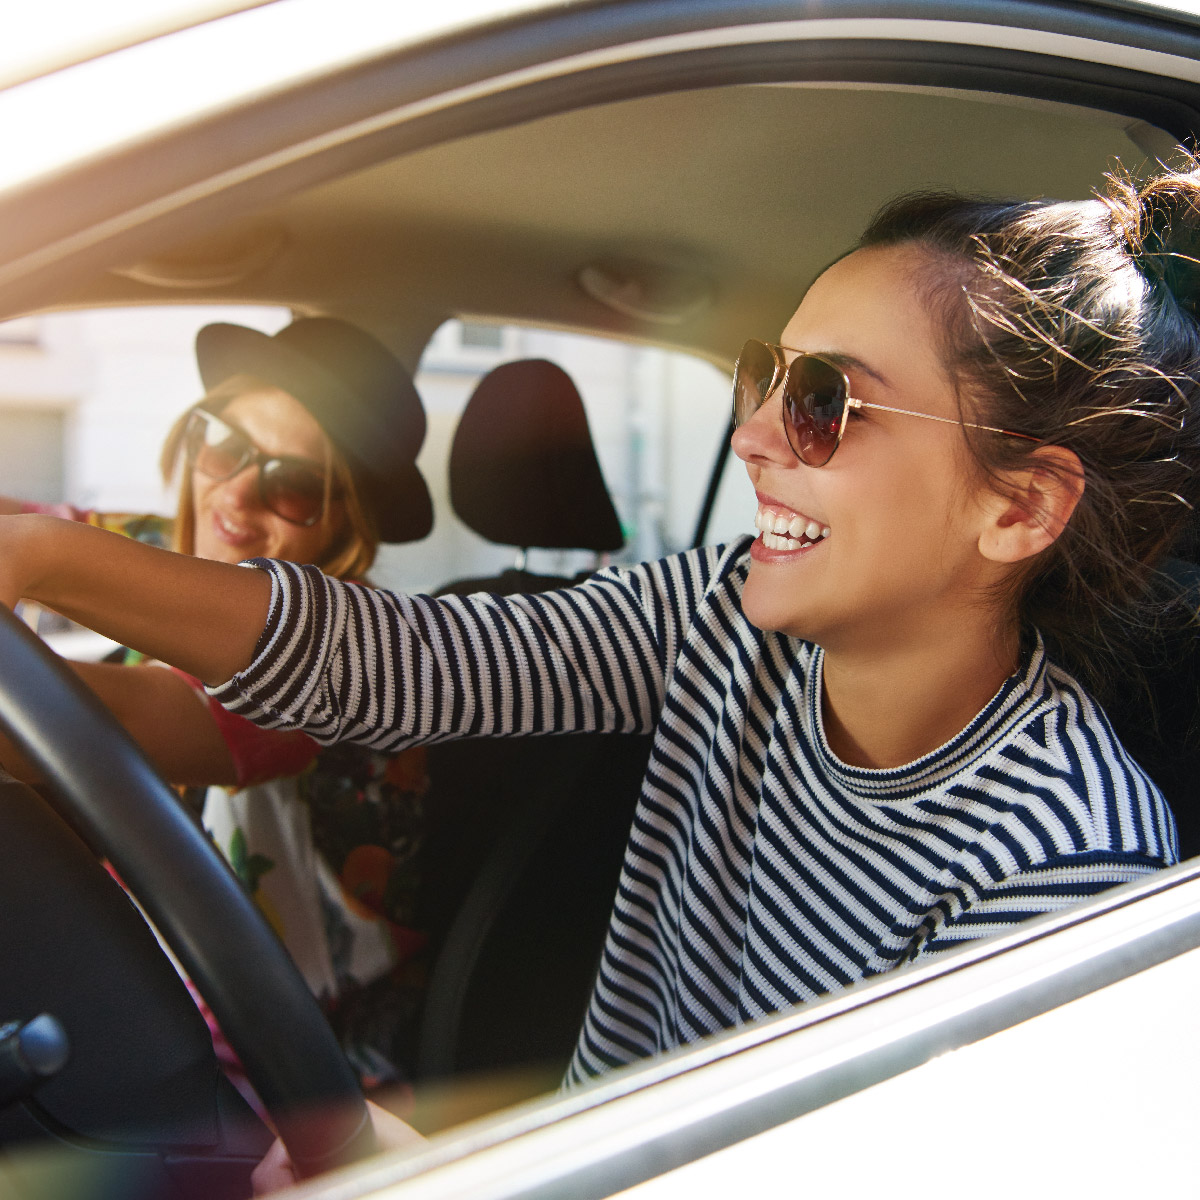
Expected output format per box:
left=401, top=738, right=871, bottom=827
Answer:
left=0, top=0, right=551, bottom=195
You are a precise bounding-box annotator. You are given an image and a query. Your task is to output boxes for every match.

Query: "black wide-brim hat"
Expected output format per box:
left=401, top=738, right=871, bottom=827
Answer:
left=195, top=318, right=433, bottom=544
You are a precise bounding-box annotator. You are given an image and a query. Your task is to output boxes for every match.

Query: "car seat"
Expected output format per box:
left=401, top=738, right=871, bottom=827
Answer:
left=414, top=360, right=650, bottom=1086
left=438, top=357, right=624, bottom=594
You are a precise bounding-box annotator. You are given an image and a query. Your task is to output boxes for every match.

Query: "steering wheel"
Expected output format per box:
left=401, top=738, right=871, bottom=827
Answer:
left=0, top=605, right=373, bottom=1178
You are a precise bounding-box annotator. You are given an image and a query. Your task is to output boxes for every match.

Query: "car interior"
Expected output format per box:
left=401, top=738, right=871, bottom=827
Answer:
left=1, top=21, right=1199, bottom=1196
left=418, top=356, right=650, bottom=1091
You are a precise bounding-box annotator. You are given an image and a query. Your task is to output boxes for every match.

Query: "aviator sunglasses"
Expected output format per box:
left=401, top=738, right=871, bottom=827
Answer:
left=732, top=339, right=1038, bottom=467
left=184, top=408, right=341, bottom=527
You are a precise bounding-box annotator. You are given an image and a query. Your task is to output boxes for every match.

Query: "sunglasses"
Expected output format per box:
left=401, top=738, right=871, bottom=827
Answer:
left=732, top=339, right=1038, bottom=467
left=184, top=408, right=340, bottom=527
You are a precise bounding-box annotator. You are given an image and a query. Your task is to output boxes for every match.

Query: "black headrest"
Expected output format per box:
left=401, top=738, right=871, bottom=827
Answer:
left=449, top=359, right=624, bottom=552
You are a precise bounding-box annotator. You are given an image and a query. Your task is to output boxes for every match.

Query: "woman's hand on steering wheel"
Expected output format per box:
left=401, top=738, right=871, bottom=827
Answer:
left=252, top=1099, right=424, bottom=1194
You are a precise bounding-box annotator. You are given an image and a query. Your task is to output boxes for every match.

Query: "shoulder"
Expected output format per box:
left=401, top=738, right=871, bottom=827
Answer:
left=1024, top=655, right=1149, bottom=783
left=985, top=649, right=1176, bottom=863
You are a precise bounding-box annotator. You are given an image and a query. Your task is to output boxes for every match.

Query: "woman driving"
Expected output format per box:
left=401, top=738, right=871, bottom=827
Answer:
left=2, top=160, right=1198, bottom=1182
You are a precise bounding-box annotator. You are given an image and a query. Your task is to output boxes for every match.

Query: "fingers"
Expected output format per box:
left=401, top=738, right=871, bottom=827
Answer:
left=251, top=1137, right=297, bottom=1196
left=365, top=1096, right=426, bottom=1151
left=250, top=1099, right=423, bottom=1195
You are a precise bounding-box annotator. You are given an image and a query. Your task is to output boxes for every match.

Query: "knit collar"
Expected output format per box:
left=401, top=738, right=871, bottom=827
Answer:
left=806, top=632, right=1052, bottom=802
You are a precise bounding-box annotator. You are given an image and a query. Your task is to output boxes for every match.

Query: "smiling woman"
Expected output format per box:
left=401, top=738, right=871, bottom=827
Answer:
left=731, top=241, right=1050, bottom=686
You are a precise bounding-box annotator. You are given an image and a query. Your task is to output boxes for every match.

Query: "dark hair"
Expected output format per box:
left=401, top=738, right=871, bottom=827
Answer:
left=858, top=161, right=1200, bottom=695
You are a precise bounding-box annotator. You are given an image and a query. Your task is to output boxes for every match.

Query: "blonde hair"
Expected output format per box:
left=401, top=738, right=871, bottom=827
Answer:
left=161, top=374, right=380, bottom=580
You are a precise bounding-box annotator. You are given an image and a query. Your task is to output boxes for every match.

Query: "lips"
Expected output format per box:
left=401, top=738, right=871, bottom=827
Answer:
left=210, top=508, right=261, bottom=548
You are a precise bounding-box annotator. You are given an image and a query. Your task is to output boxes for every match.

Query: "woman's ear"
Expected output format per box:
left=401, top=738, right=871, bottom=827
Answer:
left=977, top=445, right=1084, bottom=564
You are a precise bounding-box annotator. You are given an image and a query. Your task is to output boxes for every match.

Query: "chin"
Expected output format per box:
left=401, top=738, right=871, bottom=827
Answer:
left=740, top=581, right=799, bottom=638
left=743, top=575, right=836, bottom=645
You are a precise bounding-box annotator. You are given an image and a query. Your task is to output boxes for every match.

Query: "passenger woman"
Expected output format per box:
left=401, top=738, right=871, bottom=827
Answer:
left=0, top=317, right=433, bottom=1092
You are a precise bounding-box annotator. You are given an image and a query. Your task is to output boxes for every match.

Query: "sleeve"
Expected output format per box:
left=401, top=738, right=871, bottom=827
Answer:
left=206, top=555, right=698, bottom=753
left=167, top=667, right=318, bottom=788
left=906, top=850, right=1167, bottom=961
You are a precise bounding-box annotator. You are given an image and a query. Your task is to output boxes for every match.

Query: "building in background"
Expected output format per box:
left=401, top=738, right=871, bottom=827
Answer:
left=0, top=307, right=746, bottom=597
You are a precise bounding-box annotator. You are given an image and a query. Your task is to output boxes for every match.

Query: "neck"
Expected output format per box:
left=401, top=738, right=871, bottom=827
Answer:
left=819, top=616, right=1022, bottom=770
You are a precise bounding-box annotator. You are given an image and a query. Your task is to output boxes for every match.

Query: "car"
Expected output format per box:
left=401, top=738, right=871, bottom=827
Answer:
left=0, top=2, right=1199, bottom=1197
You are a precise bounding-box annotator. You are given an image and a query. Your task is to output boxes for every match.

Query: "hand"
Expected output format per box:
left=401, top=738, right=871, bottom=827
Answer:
left=251, top=1098, right=425, bottom=1194
left=250, top=1137, right=296, bottom=1195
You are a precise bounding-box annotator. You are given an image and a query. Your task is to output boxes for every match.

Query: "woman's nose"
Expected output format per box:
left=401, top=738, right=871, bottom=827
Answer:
left=731, top=390, right=796, bottom=468
left=214, top=463, right=262, bottom=509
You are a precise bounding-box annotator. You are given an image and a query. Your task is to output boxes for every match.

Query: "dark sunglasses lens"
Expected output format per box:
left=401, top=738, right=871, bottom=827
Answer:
left=259, top=459, right=329, bottom=526
left=783, top=357, right=847, bottom=466
left=732, top=340, right=779, bottom=425
left=188, top=412, right=252, bottom=481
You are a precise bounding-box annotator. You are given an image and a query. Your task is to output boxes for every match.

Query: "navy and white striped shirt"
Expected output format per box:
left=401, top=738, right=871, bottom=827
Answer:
left=210, top=541, right=1177, bottom=1084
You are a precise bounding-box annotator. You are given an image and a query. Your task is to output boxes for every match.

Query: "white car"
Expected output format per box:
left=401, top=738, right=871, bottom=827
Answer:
left=0, top=3, right=1198, bottom=1198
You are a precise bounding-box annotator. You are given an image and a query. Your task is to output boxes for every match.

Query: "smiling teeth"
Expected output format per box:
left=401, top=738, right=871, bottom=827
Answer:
left=754, top=505, right=830, bottom=550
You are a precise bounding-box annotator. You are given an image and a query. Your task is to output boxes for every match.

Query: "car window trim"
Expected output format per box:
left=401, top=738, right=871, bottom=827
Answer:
left=293, top=859, right=1200, bottom=1200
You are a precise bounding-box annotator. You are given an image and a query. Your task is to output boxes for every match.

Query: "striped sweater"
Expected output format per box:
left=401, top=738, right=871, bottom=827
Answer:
left=209, top=540, right=1177, bottom=1084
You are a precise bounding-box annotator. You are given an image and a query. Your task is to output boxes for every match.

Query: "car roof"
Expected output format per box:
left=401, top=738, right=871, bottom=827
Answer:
left=2, top=0, right=1195, bottom=369
left=1, top=0, right=277, bottom=90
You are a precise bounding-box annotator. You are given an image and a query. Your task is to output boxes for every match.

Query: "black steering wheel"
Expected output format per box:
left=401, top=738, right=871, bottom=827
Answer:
left=0, top=605, right=373, bottom=1180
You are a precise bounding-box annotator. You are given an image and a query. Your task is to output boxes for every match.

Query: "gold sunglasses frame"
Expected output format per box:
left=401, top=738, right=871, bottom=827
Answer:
left=734, top=340, right=1039, bottom=466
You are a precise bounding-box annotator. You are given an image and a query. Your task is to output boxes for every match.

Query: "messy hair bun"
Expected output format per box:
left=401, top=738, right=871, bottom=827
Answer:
left=859, top=157, right=1200, bottom=699
left=1104, top=162, right=1200, bottom=320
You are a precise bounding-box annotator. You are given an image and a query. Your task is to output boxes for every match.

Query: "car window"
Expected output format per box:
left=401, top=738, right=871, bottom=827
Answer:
left=6, top=1, right=1200, bottom=1194
left=0, top=306, right=291, bottom=516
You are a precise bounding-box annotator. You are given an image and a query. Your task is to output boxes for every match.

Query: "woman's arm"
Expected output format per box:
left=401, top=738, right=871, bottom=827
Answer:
left=211, top=556, right=674, bottom=751
left=0, top=514, right=271, bottom=684
left=0, top=660, right=238, bottom=787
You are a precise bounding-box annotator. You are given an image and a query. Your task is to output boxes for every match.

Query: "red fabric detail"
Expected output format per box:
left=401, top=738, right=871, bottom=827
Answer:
left=388, top=923, right=427, bottom=963
left=102, top=863, right=268, bottom=1121
left=19, top=500, right=92, bottom=522
left=168, top=668, right=318, bottom=788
